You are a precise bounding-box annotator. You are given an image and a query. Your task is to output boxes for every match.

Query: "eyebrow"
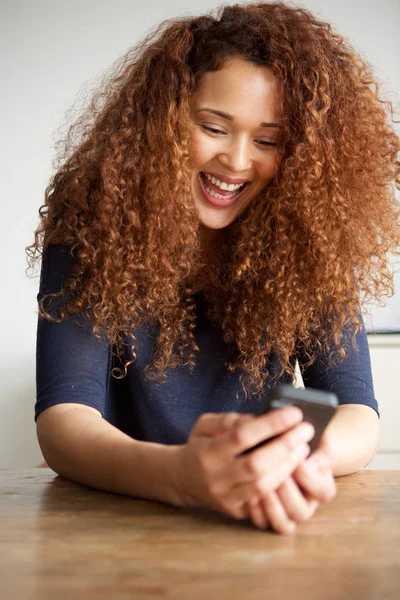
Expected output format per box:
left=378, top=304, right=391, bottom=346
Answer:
left=195, top=108, right=283, bottom=129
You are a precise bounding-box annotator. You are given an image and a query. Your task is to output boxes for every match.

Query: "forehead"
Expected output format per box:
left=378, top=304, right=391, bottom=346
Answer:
left=190, top=58, right=281, bottom=122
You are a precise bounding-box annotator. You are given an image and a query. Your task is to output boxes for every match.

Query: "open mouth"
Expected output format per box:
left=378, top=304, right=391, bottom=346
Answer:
left=199, top=172, right=250, bottom=206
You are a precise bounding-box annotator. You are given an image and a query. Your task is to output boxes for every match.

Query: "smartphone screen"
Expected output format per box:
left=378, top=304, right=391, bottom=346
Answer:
left=241, top=384, right=338, bottom=455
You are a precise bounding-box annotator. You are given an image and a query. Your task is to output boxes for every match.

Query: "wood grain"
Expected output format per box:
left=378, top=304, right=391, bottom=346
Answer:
left=1, top=469, right=399, bottom=600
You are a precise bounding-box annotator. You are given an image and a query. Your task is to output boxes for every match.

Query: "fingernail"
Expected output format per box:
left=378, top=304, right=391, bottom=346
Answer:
left=294, top=443, right=310, bottom=458
left=285, top=407, right=303, bottom=425
left=301, top=422, right=315, bottom=439
left=289, top=424, right=314, bottom=447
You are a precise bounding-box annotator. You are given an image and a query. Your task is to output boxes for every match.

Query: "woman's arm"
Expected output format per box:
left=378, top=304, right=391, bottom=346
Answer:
left=296, top=311, right=380, bottom=477
left=37, top=403, right=182, bottom=506
left=316, top=403, right=380, bottom=477
left=38, top=402, right=320, bottom=532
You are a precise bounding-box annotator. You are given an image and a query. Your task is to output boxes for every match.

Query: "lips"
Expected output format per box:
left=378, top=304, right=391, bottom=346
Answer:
left=202, top=171, right=250, bottom=185
left=198, top=172, right=249, bottom=207
left=200, top=173, right=246, bottom=196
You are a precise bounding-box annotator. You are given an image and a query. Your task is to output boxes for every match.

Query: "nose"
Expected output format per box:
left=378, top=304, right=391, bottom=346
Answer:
left=217, top=134, right=253, bottom=173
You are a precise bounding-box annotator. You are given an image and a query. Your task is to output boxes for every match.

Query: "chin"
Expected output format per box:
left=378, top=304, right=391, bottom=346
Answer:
left=197, top=211, right=237, bottom=231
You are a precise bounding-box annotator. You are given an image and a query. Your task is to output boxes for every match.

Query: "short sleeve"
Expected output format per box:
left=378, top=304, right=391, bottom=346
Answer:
left=296, top=313, right=380, bottom=418
left=35, top=244, right=111, bottom=422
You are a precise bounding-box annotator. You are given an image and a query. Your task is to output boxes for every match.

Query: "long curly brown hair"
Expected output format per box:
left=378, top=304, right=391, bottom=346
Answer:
left=26, top=1, right=400, bottom=400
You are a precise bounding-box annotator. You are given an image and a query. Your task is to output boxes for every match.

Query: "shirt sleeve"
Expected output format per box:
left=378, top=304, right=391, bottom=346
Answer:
left=296, top=312, right=380, bottom=418
left=35, top=244, right=111, bottom=422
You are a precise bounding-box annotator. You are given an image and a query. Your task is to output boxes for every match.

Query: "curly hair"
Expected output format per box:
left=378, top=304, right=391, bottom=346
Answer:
left=26, top=1, right=400, bottom=400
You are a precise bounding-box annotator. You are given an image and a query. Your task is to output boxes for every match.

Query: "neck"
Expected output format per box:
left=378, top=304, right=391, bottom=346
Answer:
left=199, top=224, right=221, bottom=256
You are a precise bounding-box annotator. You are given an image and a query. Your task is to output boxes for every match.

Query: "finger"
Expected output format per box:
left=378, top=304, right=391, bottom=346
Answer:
left=294, top=462, right=337, bottom=504
left=214, top=413, right=256, bottom=435
left=307, top=449, right=334, bottom=474
left=199, top=420, right=313, bottom=501
left=209, top=413, right=253, bottom=438
left=221, top=443, right=310, bottom=505
left=190, top=412, right=244, bottom=438
left=207, top=407, right=305, bottom=462
left=276, top=475, right=319, bottom=523
left=260, top=490, right=297, bottom=535
left=210, top=414, right=256, bottom=440
left=224, top=422, right=313, bottom=489
left=247, top=497, right=269, bottom=530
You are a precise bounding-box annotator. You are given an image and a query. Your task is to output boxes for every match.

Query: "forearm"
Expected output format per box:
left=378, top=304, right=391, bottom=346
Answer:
left=37, top=406, right=182, bottom=507
left=322, top=404, right=380, bottom=477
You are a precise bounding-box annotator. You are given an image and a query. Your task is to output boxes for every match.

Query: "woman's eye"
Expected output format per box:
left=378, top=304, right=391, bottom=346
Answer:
left=200, top=125, right=277, bottom=147
left=201, top=125, right=223, bottom=135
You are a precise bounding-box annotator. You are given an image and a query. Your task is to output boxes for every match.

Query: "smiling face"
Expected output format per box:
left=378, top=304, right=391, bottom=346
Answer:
left=189, top=57, right=283, bottom=235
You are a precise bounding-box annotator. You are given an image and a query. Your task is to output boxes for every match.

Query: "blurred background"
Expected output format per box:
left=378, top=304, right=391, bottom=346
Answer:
left=1, top=0, right=399, bottom=468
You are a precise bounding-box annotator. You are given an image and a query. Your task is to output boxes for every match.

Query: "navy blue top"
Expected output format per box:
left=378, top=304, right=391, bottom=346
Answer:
left=35, top=244, right=379, bottom=443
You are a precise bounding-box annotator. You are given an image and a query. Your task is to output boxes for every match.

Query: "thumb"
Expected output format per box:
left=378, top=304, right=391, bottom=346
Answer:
left=213, top=413, right=255, bottom=438
left=191, top=412, right=254, bottom=439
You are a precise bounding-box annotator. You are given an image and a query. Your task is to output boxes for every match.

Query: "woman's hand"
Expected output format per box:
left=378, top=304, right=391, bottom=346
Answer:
left=293, top=428, right=337, bottom=503
left=246, top=430, right=337, bottom=534
left=173, top=408, right=314, bottom=522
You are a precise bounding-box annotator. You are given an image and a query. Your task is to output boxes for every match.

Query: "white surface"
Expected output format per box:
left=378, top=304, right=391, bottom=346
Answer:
left=369, top=343, right=400, bottom=452
left=365, top=453, right=400, bottom=470
left=1, top=0, right=399, bottom=467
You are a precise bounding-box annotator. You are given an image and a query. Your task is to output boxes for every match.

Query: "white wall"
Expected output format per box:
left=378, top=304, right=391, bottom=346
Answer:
left=1, top=0, right=399, bottom=467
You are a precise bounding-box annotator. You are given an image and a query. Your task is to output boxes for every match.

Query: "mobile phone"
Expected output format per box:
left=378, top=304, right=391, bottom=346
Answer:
left=241, top=384, right=338, bottom=455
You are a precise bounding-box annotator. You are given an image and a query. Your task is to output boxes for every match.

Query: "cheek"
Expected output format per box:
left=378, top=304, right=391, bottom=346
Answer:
left=190, top=134, right=215, bottom=167
left=260, top=154, right=281, bottom=181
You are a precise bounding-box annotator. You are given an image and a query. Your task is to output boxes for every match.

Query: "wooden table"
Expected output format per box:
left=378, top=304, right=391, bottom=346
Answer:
left=1, top=469, right=399, bottom=599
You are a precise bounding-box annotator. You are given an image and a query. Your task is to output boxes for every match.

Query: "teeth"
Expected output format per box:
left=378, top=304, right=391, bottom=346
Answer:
left=208, top=187, right=238, bottom=199
left=201, top=177, right=241, bottom=199
left=203, top=172, right=246, bottom=191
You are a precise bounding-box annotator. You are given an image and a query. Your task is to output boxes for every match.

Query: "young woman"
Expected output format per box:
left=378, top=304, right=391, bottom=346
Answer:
left=27, top=2, right=399, bottom=534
